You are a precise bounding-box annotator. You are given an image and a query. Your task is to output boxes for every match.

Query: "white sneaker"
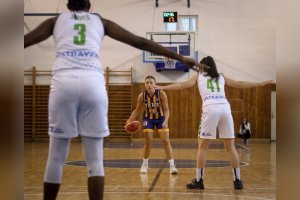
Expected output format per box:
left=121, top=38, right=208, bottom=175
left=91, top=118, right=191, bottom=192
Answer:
left=139, top=174, right=149, bottom=186
left=169, top=165, right=178, bottom=174
left=140, top=163, right=148, bottom=174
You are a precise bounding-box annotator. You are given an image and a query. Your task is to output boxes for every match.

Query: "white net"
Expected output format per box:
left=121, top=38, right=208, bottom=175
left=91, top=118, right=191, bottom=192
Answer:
left=163, top=57, right=176, bottom=69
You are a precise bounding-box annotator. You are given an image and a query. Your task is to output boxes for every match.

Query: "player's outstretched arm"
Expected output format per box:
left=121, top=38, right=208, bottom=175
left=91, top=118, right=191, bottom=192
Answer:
left=224, top=75, right=273, bottom=88
left=126, top=93, right=144, bottom=125
left=24, top=17, right=58, bottom=48
left=157, top=74, right=198, bottom=91
left=101, top=18, right=200, bottom=70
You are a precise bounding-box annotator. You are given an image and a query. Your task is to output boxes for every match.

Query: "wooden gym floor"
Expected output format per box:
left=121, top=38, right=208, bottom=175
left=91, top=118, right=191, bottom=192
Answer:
left=24, top=138, right=276, bottom=200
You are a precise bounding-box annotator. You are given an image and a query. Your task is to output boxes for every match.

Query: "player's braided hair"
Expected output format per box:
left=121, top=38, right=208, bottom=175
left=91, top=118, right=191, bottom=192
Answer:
left=67, top=0, right=91, bottom=11
left=200, top=56, right=220, bottom=79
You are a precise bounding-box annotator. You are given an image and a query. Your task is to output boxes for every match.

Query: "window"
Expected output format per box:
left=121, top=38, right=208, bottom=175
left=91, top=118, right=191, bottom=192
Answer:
left=181, top=17, right=196, bottom=31
left=165, top=23, right=177, bottom=31
left=165, top=15, right=198, bottom=32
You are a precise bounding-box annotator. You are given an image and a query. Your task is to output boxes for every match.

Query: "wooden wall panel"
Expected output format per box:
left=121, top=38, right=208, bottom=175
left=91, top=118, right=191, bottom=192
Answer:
left=24, top=85, right=33, bottom=141
left=24, top=80, right=275, bottom=140
left=130, top=83, right=275, bottom=139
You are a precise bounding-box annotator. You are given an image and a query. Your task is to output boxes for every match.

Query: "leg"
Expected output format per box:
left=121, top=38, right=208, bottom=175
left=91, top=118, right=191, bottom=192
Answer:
left=43, top=136, right=71, bottom=200
left=223, top=138, right=243, bottom=189
left=143, top=132, right=153, bottom=159
left=158, top=131, right=173, bottom=160
left=82, top=136, right=105, bottom=200
left=186, top=138, right=210, bottom=189
left=158, top=131, right=178, bottom=174
left=187, top=105, right=218, bottom=189
left=218, top=104, right=243, bottom=189
left=140, top=132, right=153, bottom=173
left=196, top=138, right=210, bottom=169
left=223, top=138, right=240, bottom=168
left=244, top=130, right=251, bottom=144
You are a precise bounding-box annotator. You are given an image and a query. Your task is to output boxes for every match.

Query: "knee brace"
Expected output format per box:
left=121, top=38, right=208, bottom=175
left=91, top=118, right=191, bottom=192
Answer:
left=86, top=160, right=104, bottom=177
left=44, top=137, right=71, bottom=183
left=82, top=136, right=104, bottom=177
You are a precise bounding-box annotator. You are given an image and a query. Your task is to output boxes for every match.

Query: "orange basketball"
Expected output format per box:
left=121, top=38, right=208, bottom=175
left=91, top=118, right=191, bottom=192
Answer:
left=125, top=121, right=141, bottom=133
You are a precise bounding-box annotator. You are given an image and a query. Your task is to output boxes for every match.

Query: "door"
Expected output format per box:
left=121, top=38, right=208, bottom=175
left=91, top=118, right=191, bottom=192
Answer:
left=271, top=91, right=276, bottom=142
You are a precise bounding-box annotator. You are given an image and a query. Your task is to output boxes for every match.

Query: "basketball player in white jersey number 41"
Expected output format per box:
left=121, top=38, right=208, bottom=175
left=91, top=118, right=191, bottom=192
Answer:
left=156, top=56, right=273, bottom=190
left=24, top=0, right=204, bottom=199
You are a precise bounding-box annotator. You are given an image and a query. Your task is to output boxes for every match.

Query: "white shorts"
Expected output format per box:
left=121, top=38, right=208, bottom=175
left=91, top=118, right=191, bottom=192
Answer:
left=198, top=103, right=234, bottom=139
left=48, top=69, right=110, bottom=138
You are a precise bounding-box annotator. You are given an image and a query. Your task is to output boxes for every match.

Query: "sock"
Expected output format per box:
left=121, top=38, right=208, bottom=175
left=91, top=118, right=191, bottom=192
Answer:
left=143, top=158, right=148, bottom=165
left=232, top=168, right=241, bottom=181
left=43, top=182, right=60, bottom=200
left=168, top=159, right=175, bottom=167
left=88, top=176, right=104, bottom=200
left=196, top=168, right=204, bottom=181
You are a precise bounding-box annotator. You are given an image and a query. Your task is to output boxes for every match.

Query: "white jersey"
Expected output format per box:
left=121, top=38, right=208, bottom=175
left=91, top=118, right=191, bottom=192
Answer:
left=197, top=73, right=229, bottom=107
left=53, top=12, right=105, bottom=73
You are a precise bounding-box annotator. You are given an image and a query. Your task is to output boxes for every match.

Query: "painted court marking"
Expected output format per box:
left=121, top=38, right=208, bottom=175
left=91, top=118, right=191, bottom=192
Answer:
left=24, top=191, right=274, bottom=200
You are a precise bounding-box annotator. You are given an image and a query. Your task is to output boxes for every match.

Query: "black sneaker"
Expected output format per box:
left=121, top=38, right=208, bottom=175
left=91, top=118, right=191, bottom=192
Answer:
left=186, top=179, right=204, bottom=189
left=234, top=179, right=244, bottom=189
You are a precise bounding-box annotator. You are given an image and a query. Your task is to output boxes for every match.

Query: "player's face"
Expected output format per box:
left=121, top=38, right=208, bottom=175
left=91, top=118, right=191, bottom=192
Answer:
left=145, top=78, right=156, bottom=91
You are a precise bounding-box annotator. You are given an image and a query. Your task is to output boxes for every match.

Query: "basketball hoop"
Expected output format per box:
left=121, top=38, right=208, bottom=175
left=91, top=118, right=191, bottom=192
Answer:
left=163, top=57, right=176, bottom=69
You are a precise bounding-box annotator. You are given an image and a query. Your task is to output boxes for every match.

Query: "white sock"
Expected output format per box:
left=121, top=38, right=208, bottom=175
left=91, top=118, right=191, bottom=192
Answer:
left=196, top=168, right=204, bottom=181
left=168, top=159, right=175, bottom=167
left=232, top=168, right=241, bottom=181
left=143, top=158, right=148, bottom=165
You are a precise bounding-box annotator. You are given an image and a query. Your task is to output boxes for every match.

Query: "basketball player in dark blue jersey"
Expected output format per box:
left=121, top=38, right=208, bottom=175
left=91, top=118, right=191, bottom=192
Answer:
left=126, top=75, right=178, bottom=174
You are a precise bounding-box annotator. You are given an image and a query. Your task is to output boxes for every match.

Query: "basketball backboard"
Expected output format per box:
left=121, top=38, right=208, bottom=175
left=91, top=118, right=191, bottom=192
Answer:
left=143, top=31, right=198, bottom=72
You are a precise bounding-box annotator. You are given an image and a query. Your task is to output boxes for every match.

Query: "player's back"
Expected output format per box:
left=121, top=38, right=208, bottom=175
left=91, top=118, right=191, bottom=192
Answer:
left=53, top=11, right=105, bottom=72
left=197, top=73, right=228, bottom=107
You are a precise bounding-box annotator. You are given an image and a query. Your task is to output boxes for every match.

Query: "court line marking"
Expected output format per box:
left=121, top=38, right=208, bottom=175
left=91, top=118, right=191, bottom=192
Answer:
left=24, top=191, right=274, bottom=199
left=24, top=185, right=276, bottom=190
left=237, top=144, right=250, bottom=151
left=148, top=159, right=167, bottom=192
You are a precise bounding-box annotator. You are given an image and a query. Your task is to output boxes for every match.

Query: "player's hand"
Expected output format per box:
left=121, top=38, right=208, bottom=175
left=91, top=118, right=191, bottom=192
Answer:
left=192, top=63, right=210, bottom=73
left=181, top=57, right=210, bottom=72
left=162, top=121, right=168, bottom=128
left=124, top=119, right=132, bottom=128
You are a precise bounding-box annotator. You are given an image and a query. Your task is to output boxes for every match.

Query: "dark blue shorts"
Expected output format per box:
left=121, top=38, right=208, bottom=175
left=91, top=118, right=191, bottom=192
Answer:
left=142, top=117, right=169, bottom=133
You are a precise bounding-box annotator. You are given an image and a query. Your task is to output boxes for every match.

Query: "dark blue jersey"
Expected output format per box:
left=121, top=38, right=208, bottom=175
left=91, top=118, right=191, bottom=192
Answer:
left=143, top=89, right=164, bottom=120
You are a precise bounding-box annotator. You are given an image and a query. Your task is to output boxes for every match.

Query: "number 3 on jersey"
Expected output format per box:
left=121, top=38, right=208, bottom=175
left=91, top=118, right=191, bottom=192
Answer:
left=73, top=24, right=86, bottom=45
left=207, top=79, right=220, bottom=92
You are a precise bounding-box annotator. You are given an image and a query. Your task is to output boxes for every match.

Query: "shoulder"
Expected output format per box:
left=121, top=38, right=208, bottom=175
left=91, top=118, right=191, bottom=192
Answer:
left=159, top=89, right=166, bottom=95
left=218, top=73, right=225, bottom=81
left=138, top=92, right=144, bottom=98
left=45, top=16, right=59, bottom=32
left=158, top=90, right=167, bottom=99
left=47, top=16, right=59, bottom=24
left=92, top=13, right=101, bottom=18
left=91, top=13, right=103, bottom=21
left=93, top=14, right=109, bottom=26
left=219, top=73, right=227, bottom=82
left=137, top=93, right=144, bottom=101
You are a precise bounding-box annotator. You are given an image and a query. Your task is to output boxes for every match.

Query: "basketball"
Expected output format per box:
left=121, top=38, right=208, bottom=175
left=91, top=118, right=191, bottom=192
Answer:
left=125, top=121, right=140, bottom=133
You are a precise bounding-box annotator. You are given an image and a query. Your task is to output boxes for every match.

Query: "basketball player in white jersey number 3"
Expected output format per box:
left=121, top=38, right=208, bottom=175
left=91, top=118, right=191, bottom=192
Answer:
left=24, top=0, right=203, bottom=199
left=157, top=56, right=273, bottom=190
